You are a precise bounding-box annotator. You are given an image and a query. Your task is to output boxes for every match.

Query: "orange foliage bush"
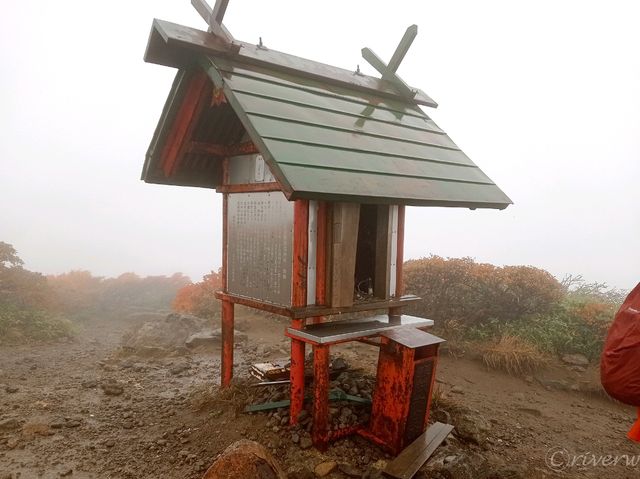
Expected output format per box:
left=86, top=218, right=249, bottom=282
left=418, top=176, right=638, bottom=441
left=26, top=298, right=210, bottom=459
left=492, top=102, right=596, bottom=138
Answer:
left=172, top=270, right=222, bottom=319
left=47, top=270, right=103, bottom=312
left=0, top=242, right=55, bottom=311
left=48, top=271, right=190, bottom=314
left=0, top=242, right=71, bottom=341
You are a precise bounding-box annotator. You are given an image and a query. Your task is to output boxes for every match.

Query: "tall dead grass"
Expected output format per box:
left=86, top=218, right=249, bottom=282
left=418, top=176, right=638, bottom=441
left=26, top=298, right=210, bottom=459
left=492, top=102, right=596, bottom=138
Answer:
left=482, top=335, right=548, bottom=376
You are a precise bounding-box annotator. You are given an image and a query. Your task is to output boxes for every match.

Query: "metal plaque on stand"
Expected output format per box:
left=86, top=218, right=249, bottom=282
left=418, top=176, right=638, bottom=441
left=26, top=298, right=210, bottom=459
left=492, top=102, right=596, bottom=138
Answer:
left=227, top=192, right=293, bottom=306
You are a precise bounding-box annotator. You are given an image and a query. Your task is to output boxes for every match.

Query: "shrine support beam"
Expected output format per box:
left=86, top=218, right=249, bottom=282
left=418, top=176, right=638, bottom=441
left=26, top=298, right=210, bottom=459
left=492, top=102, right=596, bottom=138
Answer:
left=312, top=344, right=330, bottom=450
left=290, top=200, right=309, bottom=424
left=221, top=299, right=234, bottom=386
left=220, top=190, right=234, bottom=387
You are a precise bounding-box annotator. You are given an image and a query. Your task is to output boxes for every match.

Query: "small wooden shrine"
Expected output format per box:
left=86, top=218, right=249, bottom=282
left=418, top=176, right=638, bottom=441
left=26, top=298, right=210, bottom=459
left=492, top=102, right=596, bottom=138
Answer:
left=141, top=0, right=511, bottom=457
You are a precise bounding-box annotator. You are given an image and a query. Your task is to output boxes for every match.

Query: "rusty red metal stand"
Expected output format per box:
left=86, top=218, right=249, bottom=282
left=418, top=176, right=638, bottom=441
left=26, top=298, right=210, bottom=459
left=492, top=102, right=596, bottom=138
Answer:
left=368, top=329, right=444, bottom=454
left=298, top=327, right=443, bottom=452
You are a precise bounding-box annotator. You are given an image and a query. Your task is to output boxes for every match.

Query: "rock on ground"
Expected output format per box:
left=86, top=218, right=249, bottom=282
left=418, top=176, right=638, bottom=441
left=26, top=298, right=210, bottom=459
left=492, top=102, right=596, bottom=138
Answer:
left=100, top=380, right=124, bottom=396
left=185, top=329, right=248, bottom=349
left=0, top=418, right=22, bottom=431
left=426, top=451, right=491, bottom=479
left=561, top=354, right=589, bottom=366
left=314, top=461, right=337, bottom=477
left=202, top=440, right=286, bottom=479
left=453, top=412, right=491, bottom=444
left=121, top=313, right=208, bottom=354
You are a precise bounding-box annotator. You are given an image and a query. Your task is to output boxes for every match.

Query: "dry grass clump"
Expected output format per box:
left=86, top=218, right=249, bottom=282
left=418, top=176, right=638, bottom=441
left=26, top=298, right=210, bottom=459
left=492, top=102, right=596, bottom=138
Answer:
left=430, top=384, right=462, bottom=415
left=482, top=335, right=548, bottom=376
left=190, top=380, right=252, bottom=415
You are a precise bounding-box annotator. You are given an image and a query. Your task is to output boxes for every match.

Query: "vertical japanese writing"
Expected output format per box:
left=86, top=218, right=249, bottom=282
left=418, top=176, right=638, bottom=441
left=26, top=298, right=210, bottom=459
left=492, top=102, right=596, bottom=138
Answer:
left=227, top=192, right=293, bottom=305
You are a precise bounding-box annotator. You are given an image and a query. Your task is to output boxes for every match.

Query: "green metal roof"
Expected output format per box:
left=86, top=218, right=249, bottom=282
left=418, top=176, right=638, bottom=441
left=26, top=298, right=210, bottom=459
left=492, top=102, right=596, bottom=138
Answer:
left=201, top=57, right=511, bottom=208
left=142, top=19, right=511, bottom=209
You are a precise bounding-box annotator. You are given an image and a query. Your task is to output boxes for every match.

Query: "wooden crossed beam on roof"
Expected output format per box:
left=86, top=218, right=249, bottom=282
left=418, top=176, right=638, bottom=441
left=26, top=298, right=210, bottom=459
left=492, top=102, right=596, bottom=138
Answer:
left=354, top=25, right=420, bottom=127
left=362, top=25, right=418, bottom=99
left=191, top=0, right=236, bottom=46
left=189, top=1, right=421, bottom=108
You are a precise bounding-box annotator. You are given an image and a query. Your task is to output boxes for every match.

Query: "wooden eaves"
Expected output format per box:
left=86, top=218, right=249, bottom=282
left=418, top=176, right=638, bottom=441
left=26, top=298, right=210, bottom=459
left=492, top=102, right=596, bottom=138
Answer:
left=144, top=19, right=438, bottom=108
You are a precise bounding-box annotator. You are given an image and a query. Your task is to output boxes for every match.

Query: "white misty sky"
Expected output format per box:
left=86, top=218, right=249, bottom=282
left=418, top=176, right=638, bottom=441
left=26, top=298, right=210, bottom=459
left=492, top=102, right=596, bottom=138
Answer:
left=1, top=1, right=638, bottom=289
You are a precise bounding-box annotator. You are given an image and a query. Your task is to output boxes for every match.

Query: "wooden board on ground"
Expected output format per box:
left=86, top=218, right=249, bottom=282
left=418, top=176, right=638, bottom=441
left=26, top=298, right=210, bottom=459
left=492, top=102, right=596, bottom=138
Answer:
left=383, top=422, right=454, bottom=479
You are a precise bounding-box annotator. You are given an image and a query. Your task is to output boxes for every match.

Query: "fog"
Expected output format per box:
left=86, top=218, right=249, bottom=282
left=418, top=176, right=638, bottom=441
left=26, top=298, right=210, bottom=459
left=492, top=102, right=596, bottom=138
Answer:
left=1, top=0, right=638, bottom=289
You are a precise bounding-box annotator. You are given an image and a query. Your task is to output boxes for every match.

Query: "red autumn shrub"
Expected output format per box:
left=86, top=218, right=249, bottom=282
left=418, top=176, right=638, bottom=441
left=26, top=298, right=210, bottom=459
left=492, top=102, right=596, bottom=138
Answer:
left=172, top=270, right=222, bottom=319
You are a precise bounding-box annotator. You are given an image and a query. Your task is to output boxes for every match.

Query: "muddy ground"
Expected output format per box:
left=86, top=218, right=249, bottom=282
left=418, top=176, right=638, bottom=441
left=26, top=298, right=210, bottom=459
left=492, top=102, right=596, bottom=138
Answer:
left=1, top=310, right=639, bottom=479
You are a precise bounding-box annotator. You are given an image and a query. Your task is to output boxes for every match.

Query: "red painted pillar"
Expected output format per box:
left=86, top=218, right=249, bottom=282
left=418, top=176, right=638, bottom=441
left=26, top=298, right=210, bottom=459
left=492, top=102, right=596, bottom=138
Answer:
left=221, top=299, right=235, bottom=387
left=290, top=318, right=305, bottom=424
left=290, top=200, right=309, bottom=425
left=312, top=344, right=330, bottom=451
left=219, top=188, right=233, bottom=387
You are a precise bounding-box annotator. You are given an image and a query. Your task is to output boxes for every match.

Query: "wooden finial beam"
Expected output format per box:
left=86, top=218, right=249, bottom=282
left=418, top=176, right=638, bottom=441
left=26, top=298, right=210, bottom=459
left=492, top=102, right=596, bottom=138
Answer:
left=361, top=48, right=416, bottom=99
left=362, top=24, right=419, bottom=99
left=211, top=0, right=229, bottom=24
left=384, top=24, right=417, bottom=79
left=191, top=0, right=236, bottom=45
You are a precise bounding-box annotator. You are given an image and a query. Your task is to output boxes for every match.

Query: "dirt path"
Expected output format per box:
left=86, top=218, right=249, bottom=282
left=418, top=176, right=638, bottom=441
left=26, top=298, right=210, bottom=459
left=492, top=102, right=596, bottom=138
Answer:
left=1, top=312, right=639, bottom=478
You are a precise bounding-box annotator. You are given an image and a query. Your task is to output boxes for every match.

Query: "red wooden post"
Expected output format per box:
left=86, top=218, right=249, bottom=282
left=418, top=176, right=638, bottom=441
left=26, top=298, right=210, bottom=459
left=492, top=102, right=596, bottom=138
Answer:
left=290, top=319, right=305, bottom=424
left=220, top=190, right=232, bottom=387
left=221, top=192, right=228, bottom=289
left=292, top=199, right=309, bottom=305
left=290, top=200, right=309, bottom=424
left=312, top=344, right=330, bottom=451
left=221, top=299, right=234, bottom=387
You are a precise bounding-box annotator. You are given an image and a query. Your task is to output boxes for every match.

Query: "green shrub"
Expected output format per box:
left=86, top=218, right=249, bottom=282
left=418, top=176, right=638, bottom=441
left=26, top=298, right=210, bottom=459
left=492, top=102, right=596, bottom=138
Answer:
left=403, top=256, right=619, bottom=360
left=0, top=303, right=73, bottom=343
left=464, top=298, right=615, bottom=360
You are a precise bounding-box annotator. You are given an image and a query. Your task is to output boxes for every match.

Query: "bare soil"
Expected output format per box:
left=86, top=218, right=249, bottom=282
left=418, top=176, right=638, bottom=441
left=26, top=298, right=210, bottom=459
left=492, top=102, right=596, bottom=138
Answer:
left=1, top=310, right=639, bottom=479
